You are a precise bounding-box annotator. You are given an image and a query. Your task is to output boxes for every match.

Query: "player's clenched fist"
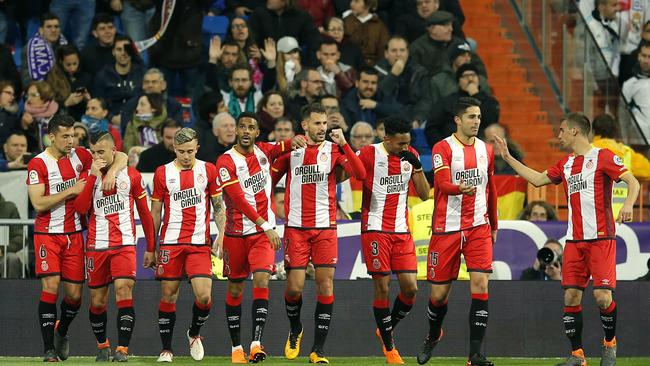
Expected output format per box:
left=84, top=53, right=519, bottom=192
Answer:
left=400, top=150, right=422, bottom=170
left=329, top=128, right=347, bottom=146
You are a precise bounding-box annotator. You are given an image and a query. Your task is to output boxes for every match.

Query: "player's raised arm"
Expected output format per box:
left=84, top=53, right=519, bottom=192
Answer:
left=617, top=172, right=640, bottom=223
left=493, top=135, right=552, bottom=187
left=330, top=128, right=367, bottom=180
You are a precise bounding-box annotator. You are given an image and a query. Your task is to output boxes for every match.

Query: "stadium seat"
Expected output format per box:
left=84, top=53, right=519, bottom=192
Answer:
left=202, top=15, right=229, bottom=40
left=419, top=154, right=432, bottom=171
left=411, top=128, right=430, bottom=155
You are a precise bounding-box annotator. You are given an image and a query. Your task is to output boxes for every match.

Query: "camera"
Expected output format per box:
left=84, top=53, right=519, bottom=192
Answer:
left=537, top=247, right=561, bottom=266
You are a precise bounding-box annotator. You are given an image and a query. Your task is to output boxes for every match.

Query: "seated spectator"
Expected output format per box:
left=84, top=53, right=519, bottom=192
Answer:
left=195, top=91, right=227, bottom=155
left=123, top=93, right=168, bottom=152
left=519, top=201, right=558, bottom=221
left=273, top=116, right=296, bottom=142
left=484, top=124, right=524, bottom=175
left=584, top=0, right=621, bottom=78
left=374, top=35, right=427, bottom=122
left=622, top=40, right=650, bottom=141
left=80, top=13, right=117, bottom=75
left=320, top=94, right=349, bottom=134
left=46, top=45, right=92, bottom=120
left=0, top=192, right=25, bottom=278
left=274, top=37, right=303, bottom=94
left=349, top=121, right=375, bottom=151
left=226, top=17, right=277, bottom=92
left=83, top=98, right=123, bottom=152
left=375, top=119, right=385, bottom=141
left=119, top=68, right=183, bottom=136
left=340, top=67, right=402, bottom=126
left=395, top=0, right=439, bottom=43
left=226, top=0, right=264, bottom=18
left=257, top=91, right=285, bottom=141
left=520, top=238, right=563, bottom=281
left=198, top=112, right=236, bottom=163
left=316, top=40, right=356, bottom=97
left=1, top=131, right=29, bottom=171
left=0, top=81, right=19, bottom=146
left=285, top=68, right=324, bottom=120
left=343, top=0, right=390, bottom=66
left=425, top=64, right=499, bottom=147
left=136, top=119, right=181, bottom=173
left=20, top=81, right=60, bottom=152
left=22, top=13, right=67, bottom=85
left=324, top=17, right=365, bottom=71
left=0, top=44, right=22, bottom=97
left=93, top=35, right=145, bottom=121
left=222, top=65, right=263, bottom=119
left=207, top=40, right=244, bottom=94
left=72, top=122, right=89, bottom=148
left=298, top=0, right=335, bottom=28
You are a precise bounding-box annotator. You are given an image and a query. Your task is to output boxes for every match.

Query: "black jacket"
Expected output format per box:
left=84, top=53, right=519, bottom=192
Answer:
left=0, top=44, right=22, bottom=96
left=93, top=62, right=145, bottom=117
left=80, top=39, right=115, bottom=76
left=374, top=58, right=427, bottom=119
left=0, top=107, right=19, bottom=146
left=340, top=88, right=403, bottom=127
left=136, top=142, right=176, bottom=173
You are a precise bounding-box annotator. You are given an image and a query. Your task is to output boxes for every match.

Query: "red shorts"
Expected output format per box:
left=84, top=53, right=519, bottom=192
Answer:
left=427, top=224, right=493, bottom=284
left=284, top=228, right=337, bottom=269
left=361, top=232, right=417, bottom=276
left=562, top=239, right=617, bottom=290
left=223, top=233, right=275, bottom=281
left=156, top=245, right=212, bottom=280
left=86, top=246, right=136, bottom=288
left=34, top=232, right=85, bottom=283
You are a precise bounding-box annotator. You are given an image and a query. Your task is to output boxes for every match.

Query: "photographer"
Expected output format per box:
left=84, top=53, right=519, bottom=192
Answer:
left=520, top=239, right=563, bottom=280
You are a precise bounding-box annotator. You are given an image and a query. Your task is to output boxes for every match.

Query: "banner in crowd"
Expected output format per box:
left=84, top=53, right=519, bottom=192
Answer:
left=134, top=0, right=176, bottom=52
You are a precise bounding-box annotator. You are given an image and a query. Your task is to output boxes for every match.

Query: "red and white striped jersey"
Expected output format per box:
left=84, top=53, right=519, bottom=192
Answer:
left=277, top=141, right=349, bottom=228
left=432, top=135, right=494, bottom=233
left=358, top=143, right=417, bottom=233
left=217, top=142, right=288, bottom=236
left=152, top=160, right=220, bottom=245
left=86, top=167, right=146, bottom=251
left=546, top=147, right=628, bottom=241
left=26, top=148, right=92, bottom=234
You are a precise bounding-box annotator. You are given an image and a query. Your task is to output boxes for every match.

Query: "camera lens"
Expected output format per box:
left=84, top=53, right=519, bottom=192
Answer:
left=537, top=247, right=556, bottom=265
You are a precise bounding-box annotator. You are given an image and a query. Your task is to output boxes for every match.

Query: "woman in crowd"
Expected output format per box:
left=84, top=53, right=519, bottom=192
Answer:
left=20, top=81, right=60, bottom=151
left=123, top=93, right=167, bottom=152
left=256, top=90, right=285, bottom=141
left=324, top=16, right=365, bottom=71
left=519, top=201, right=558, bottom=222
left=46, top=45, right=92, bottom=120
left=83, top=97, right=123, bottom=151
left=275, top=36, right=303, bottom=95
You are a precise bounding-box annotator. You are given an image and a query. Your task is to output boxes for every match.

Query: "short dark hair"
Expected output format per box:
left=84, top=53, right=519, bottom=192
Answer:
left=238, top=111, right=259, bottom=127
left=6, top=130, right=27, bottom=141
left=639, top=39, right=650, bottom=50
left=319, top=94, right=338, bottom=102
left=385, top=35, right=409, bottom=49
left=89, top=131, right=115, bottom=145
left=319, top=39, right=339, bottom=50
left=48, top=114, right=75, bottom=134
left=383, top=116, right=411, bottom=136
left=563, top=112, right=591, bottom=136
left=40, top=12, right=59, bottom=26
left=453, top=97, right=481, bottom=118
left=161, top=119, right=182, bottom=134
left=91, top=13, right=114, bottom=30
left=197, top=91, right=223, bottom=122
left=300, top=103, right=327, bottom=121
left=90, top=97, right=109, bottom=112
left=358, top=66, right=379, bottom=80
left=222, top=40, right=240, bottom=50
left=113, top=35, right=138, bottom=58
left=592, top=113, right=620, bottom=139
left=230, top=64, right=252, bottom=80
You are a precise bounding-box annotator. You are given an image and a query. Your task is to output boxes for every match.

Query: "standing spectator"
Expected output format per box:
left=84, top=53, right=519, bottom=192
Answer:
left=110, top=0, right=156, bottom=42
left=194, top=91, right=227, bottom=155
left=274, top=36, right=304, bottom=94
left=83, top=98, right=123, bottom=152
left=298, top=0, right=335, bottom=28
left=0, top=44, right=21, bottom=97
left=93, top=35, right=145, bottom=121
left=226, top=0, right=264, bottom=17
left=123, top=93, right=168, bottom=152
left=324, top=17, right=365, bottom=71
left=197, top=112, right=237, bottom=163
left=257, top=91, right=286, bottom=141
left=22, top=13, right=68, bottom=85
left=285, top=68, right=324, bottom=120
left=222, top=65, right=263, bottom=119
left=349, top=121, right=375, bottom=150
left=343, top=0, right=390, bottom=66
left=316, top=40, right=356, bottom=97
left=519, top=201, right=558, bottom=221
left=340, top=67, right=401, bottom=126
left=49, top=0, right=95, bottom=49
left=395, top=0, right=439, bottom=43
left=0, top=131, right=29, bottom=171
left=135, top=119, right=181, bottom=172
left=206, top=39, right=245, bottom=94
left=0, top=193, right=25, bottom=278
left=622, top=40, right=650, bottom=141
left=0, top=81, right=19, bottom=146
left=484, top=124, right=524, bottom=175
left=20, top=81, right=60, bottom=152
left=46, top=45, right=92, bottom=121
left=148, top=0, right=212, bottom=97
left=80, top=13, right=117, bottom=76
left=585, top=0, right=621, bottom=78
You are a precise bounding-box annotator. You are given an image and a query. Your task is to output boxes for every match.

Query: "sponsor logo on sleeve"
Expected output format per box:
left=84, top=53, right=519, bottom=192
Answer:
left=219, top=168, right=231, bottom=182
left=613, top=155, right=624, bottom=166
left=433, top=154, right=443, bottom=169
left=29, top=170, right=39, bottom=184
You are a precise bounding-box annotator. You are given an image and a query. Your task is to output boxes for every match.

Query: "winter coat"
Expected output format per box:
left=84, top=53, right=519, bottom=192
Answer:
left=92, top=62, right=145, bottom=117
left=373, top=58, right=427, bottom=118
left=343, top=13, right=390, bottom=66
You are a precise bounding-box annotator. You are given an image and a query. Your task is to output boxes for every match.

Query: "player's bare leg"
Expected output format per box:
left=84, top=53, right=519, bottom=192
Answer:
left=113, top=279, right=135, bottom=362
left=157, top=280, right=181, bottom=362
left=308, top=267, right=335, bottom=363
left=89, top=286, right=111, bottom=361
left=186, top=277, right=211, bottom=361
left=284, top=269, right=306, bottom=360
left=556, top=289, right=587, bottom=366
left=249, top=272, right=271, bottom=363
left=417, top=283, right=451, bottom=365
left=594, top=289, right=617, bottom=366
left=467, top=272, right=492, bottom=366
left=52, top=280, right=82, bottom=361
left=226, top=280, right=246, bottom=363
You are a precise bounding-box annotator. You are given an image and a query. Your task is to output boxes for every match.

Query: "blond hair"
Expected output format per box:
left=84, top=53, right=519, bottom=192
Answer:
left=174, top=127, right=197, bottom=145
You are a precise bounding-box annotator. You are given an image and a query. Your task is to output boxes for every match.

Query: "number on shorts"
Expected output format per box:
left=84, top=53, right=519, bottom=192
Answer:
left=86, top=257, right=94, bottom=272
left=39, top=244, right=47, bottom=259
left=371, top=241, right=379, bottom=256
left=429, top=251, right=439, bottom=267
left=159, top=250, right=170, bottom=264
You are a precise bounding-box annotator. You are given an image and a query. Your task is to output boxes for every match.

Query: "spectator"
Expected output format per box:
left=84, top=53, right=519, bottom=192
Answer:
left=83, top=98, right=123, bottom=152
left=585, top=0, right=621, bottom=78
left=520, top=239, right=563, bottom=281
left=225, top=0, right=264, bottom=17
left=20, top=80, right=60, bottom=152
left=298, top=0, right=335, bottom=28
left=273, top=116, right=295, bottom=141
left=622, top=40, right=650, bottom=141
left=0, top=192, right=25, bottom=278
left=340, top=67, right=402, bottom=126
left=0, top=81, right=19, bottom=146
left=320, top=93, right=349, bottom=133
left=484, top=124, right=524, bottom=175
left=0, top=131, right=29, bottom=171
left=46, top=45, right=92, bottom=120
left=93, top=35, right=145, bottom=120
left=343, top=0, right=390, bottom=66
left=123, top=93, right=168, bottom=152
left=136, top=119, right=181, bottom=172
left=197, top=112, right=237, bottom=163
left=349, top=121, right=375, bottom=150
left=194, top=91, right=227, bottom=151
left=222, top=65, right=263, bottom=119
left=248, top=0, right=322, bottom=66
left=274, top=36, right=303, bottom=94
left=22, top=13, right=68, bottom=85
left=257, top=91, right=285, bottom=141
left=119, top=68, right=183, bottom=136
left=72, top=122, right=89, bottom=148
left=285, top=68, right=324, bottom=120
left=620, top=20, right=650, bottom=84
left=49, top=0, right=95, bottom=49
left=425, top=64, right=499, bottom=147
left=374, top=118, right=385, bottom=141
left=324, top=17, right=365, bottom=71
left=206, top=40, right=244, bottom=94
left=374, top=35, right=427, bottom=121
left=519, top=201, right=558, bottom=221
left=274, top=186, right=286, bottom=219
left=80, top=13, right=117, bottom=75
left=316, top=40, right=357, bottom=97
left=127, top=145, right=147, bottom=168
left=395, top=0, right=439, bottom=43
left=0, top=44, right=21, bottom=96
left=148, top=0, right=211, bottom=97
left=110, top=0, right=156, bottom=42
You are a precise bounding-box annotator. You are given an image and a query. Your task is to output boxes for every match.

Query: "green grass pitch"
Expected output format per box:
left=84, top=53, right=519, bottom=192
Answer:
left=1, top=357, right=649, bottom=365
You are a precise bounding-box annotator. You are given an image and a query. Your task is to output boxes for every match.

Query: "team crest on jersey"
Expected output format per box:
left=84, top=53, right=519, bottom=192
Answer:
left=29, top=170, right=39, bottom=184
left=402, top=161, right=411, bottom=171
left=613, top=155, right=624, bottom=166
left=259, top=157, right=268, bottom=166
left=197, top=174, right=205, bottom=184
left=320, top=153, right=328, bottom=162
left=76, top=164, right=83, bottom=172
left=586, top=159, right=594, bottom=169
left=219, top=168, right=231, bottom=182
left=119, top=181, right=128, bottom=190
left=433, top=154, right=443, bottom=169
left=372, top=258, right=381, bottom=270
left=41, top=261, right=49, bottom=272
